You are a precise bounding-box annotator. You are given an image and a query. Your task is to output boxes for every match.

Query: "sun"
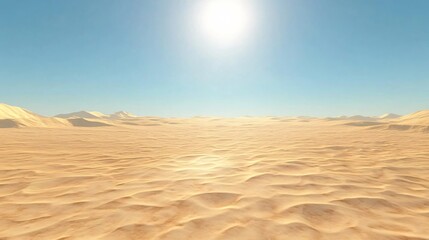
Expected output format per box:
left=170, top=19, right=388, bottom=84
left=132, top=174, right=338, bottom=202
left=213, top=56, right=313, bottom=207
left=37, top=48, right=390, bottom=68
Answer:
left=195, top=0, right=254, bottom=47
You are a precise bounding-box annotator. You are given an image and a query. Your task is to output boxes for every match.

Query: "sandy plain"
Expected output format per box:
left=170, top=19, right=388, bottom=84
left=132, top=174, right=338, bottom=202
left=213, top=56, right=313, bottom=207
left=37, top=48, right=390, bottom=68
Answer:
left=1, top=117, right=429, bottom=240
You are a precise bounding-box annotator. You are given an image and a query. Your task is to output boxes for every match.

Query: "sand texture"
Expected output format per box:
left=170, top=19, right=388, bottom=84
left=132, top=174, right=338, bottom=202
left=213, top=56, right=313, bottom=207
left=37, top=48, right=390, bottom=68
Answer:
left=1, top=116, right=429, bottom=240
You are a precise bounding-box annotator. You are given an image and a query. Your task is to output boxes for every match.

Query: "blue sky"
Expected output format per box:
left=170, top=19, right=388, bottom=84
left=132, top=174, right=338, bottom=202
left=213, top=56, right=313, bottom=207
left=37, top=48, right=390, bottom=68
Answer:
left=1, top=0, right=428, bottom=117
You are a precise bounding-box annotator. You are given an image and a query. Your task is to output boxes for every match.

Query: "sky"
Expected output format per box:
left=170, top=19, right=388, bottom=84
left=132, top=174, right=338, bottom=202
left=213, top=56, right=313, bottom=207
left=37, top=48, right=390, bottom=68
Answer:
left=0, top=0, right=428, bottom=117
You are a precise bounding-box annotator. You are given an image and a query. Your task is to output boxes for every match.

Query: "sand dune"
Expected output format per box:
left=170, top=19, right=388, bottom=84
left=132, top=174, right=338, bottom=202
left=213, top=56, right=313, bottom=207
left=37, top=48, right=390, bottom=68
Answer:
left=56, top=110, right=137, bottom=120
left=1, top=113, right=429, bottom=239
left=56, top=111, right=109, bottom=119
left=68, top=118, right=112, bottom=127
left=3, top=103, right=428, bottom=133
left=327, top=113, right=402, bottom=122
left=379, top=113, right=401, bottom=120
left=0, top=103, right=42, bottom=120
left=110, top=111, right=137, bottom=119
left=397, top=110, right=429, bottom=125
left=360, top=111, right=429, bottom=133
left=0, top=104, right=120, bottom=128
left=327, top=115, right=378, bottom=121
left=0, top=103, right=70, bottom=128
left=331, top=111, right=429, bottom=133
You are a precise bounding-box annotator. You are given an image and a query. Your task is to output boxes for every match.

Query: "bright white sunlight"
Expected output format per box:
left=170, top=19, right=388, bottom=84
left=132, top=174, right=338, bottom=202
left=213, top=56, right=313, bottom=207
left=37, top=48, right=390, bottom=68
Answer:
left=195, top=0, right=254, bottom=47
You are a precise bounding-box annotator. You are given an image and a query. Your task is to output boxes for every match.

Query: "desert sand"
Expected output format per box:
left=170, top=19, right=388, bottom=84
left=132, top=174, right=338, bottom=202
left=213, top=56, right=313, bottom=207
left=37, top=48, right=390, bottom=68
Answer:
left=1, top=103, right=429, bottom=239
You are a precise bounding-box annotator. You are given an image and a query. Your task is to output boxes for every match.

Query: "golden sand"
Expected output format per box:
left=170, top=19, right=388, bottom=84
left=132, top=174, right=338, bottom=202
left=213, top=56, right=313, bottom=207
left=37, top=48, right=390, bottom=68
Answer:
left=1, top=118, right=429, bottom=239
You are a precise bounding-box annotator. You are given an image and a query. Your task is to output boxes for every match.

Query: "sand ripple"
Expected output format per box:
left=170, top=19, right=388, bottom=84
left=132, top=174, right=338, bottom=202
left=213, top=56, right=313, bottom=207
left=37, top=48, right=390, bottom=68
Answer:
left=1, top=119, right=429, bottom=239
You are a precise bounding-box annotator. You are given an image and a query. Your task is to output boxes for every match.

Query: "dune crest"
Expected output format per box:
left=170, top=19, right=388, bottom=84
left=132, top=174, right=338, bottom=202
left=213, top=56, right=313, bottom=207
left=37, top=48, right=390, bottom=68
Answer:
left=56, top=110, right=138, bottom=120
left=327, top=115, right=378, bottom=121
left=364, top=110, right=429, bottom=133
left=0, top=103, right=116, bottom=128
left=68, top=118, right=111, bottom=127
left=379, top=113, right=401, bottom=119
left=55, top=111, right=108, bottom=119
left=0, top=103, right=41, bottom=120
left=110, top=111, right=137, bottom=119
left=0, top=103, right=70, bottom=128
left=397, top=110, right=429, bottom=125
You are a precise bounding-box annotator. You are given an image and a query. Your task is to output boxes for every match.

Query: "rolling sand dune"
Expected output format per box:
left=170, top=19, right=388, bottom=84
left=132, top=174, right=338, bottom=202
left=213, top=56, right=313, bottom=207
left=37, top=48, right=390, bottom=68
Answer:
left=109, top=111, right=137, bottom=119
left=0, top=103, right=70, bottom=128
left=56, top=110, right=137, bottom=120
left=327, top=113, right=401, bottom=122
left=1, top=105, right=429, bottom=239
left=0, top=103, right=41, bottom=120
left=0, top=104, right=114, bottom=128
left=67, top=118, right=112, bottom=127
left=55, top=111, right=109, bottom=119
left=361, top=111, right=429, bottom=133
left=397, top=110, right=429, bottom=125
left=327, top=115, right=379, bottom=121
left=379, top=113, right=401, bottom=120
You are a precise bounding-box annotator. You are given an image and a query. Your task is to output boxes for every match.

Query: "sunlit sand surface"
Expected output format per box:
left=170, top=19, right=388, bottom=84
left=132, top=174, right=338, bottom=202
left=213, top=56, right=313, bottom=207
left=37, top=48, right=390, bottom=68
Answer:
left=1, top=117, right=429, bottom=239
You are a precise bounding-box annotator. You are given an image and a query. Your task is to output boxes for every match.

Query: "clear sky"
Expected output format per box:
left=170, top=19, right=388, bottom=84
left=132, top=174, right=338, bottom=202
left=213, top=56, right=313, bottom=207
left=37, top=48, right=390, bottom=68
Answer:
left=1, top=0, right=428, bottom=117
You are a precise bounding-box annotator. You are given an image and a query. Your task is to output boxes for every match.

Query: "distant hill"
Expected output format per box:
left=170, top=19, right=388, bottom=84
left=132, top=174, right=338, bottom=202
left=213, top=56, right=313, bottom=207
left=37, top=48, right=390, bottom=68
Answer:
left=56, top=110, right=137, bottom=119
left=379, top=113, right=401, bottom=119
left=397, top=110, right=429, bottom=125
left=327, top=115, right=378, bottom=121
left=55, top=111, right=109, bottom=119
left=1, top=102, right=428, bottom=132
left=109, top=111, right=137, bottom=119
left=0, top=103, right=69, bottom=128
left=327, top=113, right=401, bottom=122
left=0, top=103, right=111, bottom=128
left=361, top=110, right=429, bottom=132
left=0, top=103, right=42, bottom=120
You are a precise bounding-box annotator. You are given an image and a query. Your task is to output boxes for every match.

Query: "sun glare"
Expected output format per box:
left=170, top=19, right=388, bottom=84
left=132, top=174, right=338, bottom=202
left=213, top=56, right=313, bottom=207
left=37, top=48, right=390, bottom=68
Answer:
left=195, top=0, right=254, bottom=47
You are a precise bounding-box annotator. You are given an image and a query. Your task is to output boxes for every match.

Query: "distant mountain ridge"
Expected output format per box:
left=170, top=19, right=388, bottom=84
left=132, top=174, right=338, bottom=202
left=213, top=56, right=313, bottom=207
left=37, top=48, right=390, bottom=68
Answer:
left=2, top=103, right=429, bottom=132
left=0, top=103, right=114, bottom=128
left=110, top=111, right=137, bottom=119
left=327, top=113, right=401, bottom=121
left=379, top=113, right=401, bottom=119
left=0, top=103, right=69, bottom=128
left=55, top=110, right=137, bottom=119
left=55, top=111, right=108, bottom=119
